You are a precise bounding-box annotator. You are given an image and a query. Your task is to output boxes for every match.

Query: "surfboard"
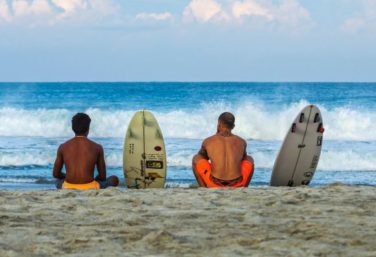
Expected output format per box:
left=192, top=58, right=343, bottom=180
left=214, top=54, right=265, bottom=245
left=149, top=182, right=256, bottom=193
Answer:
left=123, top=110, right=167, bottom=189
left=270, top=105, right=324, bottom=186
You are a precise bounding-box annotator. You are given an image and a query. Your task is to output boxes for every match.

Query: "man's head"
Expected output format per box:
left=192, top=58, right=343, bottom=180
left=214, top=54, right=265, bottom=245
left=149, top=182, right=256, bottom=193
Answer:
left=218, top=112, right=235, bottom=130
left=72, top=113, right=91, bottom=136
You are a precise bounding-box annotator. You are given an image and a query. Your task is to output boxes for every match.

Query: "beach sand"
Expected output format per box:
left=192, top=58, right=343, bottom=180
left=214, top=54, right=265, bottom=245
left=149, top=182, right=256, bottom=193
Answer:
left=0, top=184, right=375, bottom=257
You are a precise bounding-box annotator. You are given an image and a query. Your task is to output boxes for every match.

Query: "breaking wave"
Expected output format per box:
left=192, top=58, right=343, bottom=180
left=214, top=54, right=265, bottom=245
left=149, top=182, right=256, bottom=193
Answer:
left=0, top=100, right=375, bottom=141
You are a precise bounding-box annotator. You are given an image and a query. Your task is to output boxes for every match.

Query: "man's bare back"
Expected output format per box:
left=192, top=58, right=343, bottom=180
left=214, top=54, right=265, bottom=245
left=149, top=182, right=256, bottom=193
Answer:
left=200, top=134, right=247, bottom=180
left=53, top=113, right=118, bottom=189
left=53, top=137, right=106, bottom=184
left=192, top=112, right=254, bottom=188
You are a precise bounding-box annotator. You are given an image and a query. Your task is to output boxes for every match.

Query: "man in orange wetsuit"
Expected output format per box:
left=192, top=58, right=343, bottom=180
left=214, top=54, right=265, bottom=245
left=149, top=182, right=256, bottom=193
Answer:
left=192, top=112, right=254, bottom=188
left=53, top=113, right=119, bottom=190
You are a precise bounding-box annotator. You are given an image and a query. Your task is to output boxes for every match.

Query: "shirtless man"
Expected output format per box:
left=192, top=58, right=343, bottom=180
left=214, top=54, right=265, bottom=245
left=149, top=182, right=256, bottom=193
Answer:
left=53, top=113, right=119, bottom=190
left=192, top=112, right=254, bottom=188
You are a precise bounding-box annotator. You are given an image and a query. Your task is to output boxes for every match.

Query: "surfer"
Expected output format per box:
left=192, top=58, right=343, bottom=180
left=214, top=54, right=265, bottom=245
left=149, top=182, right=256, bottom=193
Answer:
left=192, top=112, right=254, bottom=188
left=53, top=113, right=119, bottom=190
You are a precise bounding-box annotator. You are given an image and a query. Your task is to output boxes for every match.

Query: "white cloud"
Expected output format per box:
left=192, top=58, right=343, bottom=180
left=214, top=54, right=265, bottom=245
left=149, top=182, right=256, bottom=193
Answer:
left=183, top=0, right=228, bottom=23
left=30, top=0, right=53, bottom=15
left=232, top=1, right=272, bottom=20
left=272, top=0, right=311, bottom=28
left=183, top=0, right=312, bottom=30
left=51, top=0, right=119, bottom=23
left=342, top=0, right=376, bottom=33
left=13, top=0, right=53, bottom=17
left=135, top=12, right=173, bottom=22
left=0, top=0, right=119, bottom=26
left=342, top=18, right=366, bottom=33
left=0, top=0, right=12, bottom=22
left=52, top=0, right=88, bottom=14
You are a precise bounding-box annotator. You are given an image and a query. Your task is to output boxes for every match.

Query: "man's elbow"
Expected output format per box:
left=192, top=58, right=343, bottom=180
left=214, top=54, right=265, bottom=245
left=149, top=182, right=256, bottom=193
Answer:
left=95, top=173, right=106, bottom=181
left=244, top=155, right=254, bottom=164
left=53, top=170, right=64, bottom=179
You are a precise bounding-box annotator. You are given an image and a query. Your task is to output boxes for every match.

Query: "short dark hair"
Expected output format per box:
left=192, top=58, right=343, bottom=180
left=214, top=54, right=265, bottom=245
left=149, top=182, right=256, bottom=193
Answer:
left=218, top=112, right=235, bottom=129
left=72, top=113, right=91, bottom=135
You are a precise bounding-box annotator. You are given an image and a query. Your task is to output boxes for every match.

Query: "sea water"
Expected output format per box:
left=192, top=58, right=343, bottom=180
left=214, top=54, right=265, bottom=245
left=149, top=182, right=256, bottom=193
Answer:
left=0, top=83, right=375, bottom=189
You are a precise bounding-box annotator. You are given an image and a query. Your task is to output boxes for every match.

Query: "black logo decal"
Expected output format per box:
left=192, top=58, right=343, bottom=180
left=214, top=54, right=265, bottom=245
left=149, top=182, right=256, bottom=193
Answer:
left=317, top=136, right=323, bottom=146
left=310, top=155, right=319, bottom=169
left=146, top=160, right=164, bottom=169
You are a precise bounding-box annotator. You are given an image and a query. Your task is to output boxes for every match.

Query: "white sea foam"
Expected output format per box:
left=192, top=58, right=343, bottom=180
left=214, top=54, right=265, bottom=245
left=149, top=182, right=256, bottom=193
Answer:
left=0, top=152, right=53, bottom=167
left=0, top=101, right=375, bottom=140
left=0, top=178, right=39, bottom=183
left=1, top=148, right=375, bottom=171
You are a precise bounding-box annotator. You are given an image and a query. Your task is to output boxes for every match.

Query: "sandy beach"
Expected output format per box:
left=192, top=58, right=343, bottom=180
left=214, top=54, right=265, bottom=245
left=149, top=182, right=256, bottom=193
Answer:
left=0, top=184, right=375, bottom=257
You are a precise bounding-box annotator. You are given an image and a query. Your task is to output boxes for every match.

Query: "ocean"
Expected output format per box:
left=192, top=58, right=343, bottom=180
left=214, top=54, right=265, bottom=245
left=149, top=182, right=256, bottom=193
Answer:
left=0, top=82, right=375, bottom=189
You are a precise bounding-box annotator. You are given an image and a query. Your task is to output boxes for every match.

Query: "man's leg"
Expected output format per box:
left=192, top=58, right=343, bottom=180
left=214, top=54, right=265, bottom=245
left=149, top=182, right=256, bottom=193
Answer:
left=192, top=154, right=207, bottom=187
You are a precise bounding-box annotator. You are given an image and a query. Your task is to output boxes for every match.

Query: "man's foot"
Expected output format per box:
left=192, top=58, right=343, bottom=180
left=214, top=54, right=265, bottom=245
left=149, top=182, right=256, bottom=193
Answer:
left=107, top=175, right=119, bottom=187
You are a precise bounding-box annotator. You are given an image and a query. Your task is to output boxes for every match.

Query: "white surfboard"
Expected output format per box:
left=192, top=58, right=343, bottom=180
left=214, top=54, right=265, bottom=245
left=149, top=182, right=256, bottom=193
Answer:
left=270, top=105, right=324, bottom=186
left=123, top=110, right=167, bottom=189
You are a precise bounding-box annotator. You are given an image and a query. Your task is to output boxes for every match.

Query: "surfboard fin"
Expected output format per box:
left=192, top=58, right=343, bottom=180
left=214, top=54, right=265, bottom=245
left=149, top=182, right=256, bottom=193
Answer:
left=291, top=123, right=297, bottom=133
left=314, top=113, right=320, bottom=123
left=299, top=113, right=304, bottom=123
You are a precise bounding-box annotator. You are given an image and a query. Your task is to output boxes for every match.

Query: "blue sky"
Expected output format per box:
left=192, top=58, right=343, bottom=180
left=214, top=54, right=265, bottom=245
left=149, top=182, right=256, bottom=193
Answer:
left=0, top=0, right=375, bottom=82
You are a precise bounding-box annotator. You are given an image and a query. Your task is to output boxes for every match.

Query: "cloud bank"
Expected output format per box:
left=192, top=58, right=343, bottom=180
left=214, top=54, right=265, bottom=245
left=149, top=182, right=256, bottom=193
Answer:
left=0, top=0, right=119, bottom=26
left=342, top=0, right=376, bottom=33
left=1, top=0, right=312, bottom=30
left=183, top=0, right=313, bottom=30
left=2, top=0, right=375, bottom=34
left=183, top=0, right=228, bottom=22
left=135, top=12, right=173, bottom=22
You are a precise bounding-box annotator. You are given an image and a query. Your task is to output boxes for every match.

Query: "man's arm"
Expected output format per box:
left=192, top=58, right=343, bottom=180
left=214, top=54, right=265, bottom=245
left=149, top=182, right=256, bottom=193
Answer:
left=53, top=146, right=66, bottom=179
left=96, top=145, right=106, bottom=181
left=242, top=141, right=248, bottom=159
left=198, top=140, right=209, bottom=160
left=242, top=141, right=254, bottom=162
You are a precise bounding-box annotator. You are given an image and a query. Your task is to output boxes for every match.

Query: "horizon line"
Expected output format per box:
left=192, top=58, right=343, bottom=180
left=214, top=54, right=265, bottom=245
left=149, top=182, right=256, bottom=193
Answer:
left=1, top=81, right=376, bottom=84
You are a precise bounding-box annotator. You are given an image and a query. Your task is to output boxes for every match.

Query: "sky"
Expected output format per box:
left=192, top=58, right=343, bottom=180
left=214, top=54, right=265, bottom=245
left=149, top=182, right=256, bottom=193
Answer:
left=0, top=0, right=376, bottom=82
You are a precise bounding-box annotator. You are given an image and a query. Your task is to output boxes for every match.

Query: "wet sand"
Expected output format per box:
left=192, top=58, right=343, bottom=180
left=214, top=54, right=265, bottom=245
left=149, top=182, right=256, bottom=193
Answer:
left=0, top=184, right=375, bottom=257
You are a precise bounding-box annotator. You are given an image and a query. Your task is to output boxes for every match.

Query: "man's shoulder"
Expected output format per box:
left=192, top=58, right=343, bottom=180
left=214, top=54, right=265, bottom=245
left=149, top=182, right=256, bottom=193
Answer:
left=87, top=138, right=103, bottom=150
left=203, top=135, right=218, bottom=143
left=232, top=134, right=247, bottom=144
left=59, top=138, right=73, bottom=148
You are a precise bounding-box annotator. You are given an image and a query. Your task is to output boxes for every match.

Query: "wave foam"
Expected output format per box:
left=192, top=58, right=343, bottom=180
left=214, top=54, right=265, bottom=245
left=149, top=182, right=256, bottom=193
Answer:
left=0, top=101, right=375, bottom=140
left=1, top=149, right=375, bottom=172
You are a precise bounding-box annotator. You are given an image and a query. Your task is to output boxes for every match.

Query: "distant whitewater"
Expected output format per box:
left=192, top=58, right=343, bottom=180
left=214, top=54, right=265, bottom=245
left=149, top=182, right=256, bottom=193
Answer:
left=0, top=83, right=375, bottom=189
